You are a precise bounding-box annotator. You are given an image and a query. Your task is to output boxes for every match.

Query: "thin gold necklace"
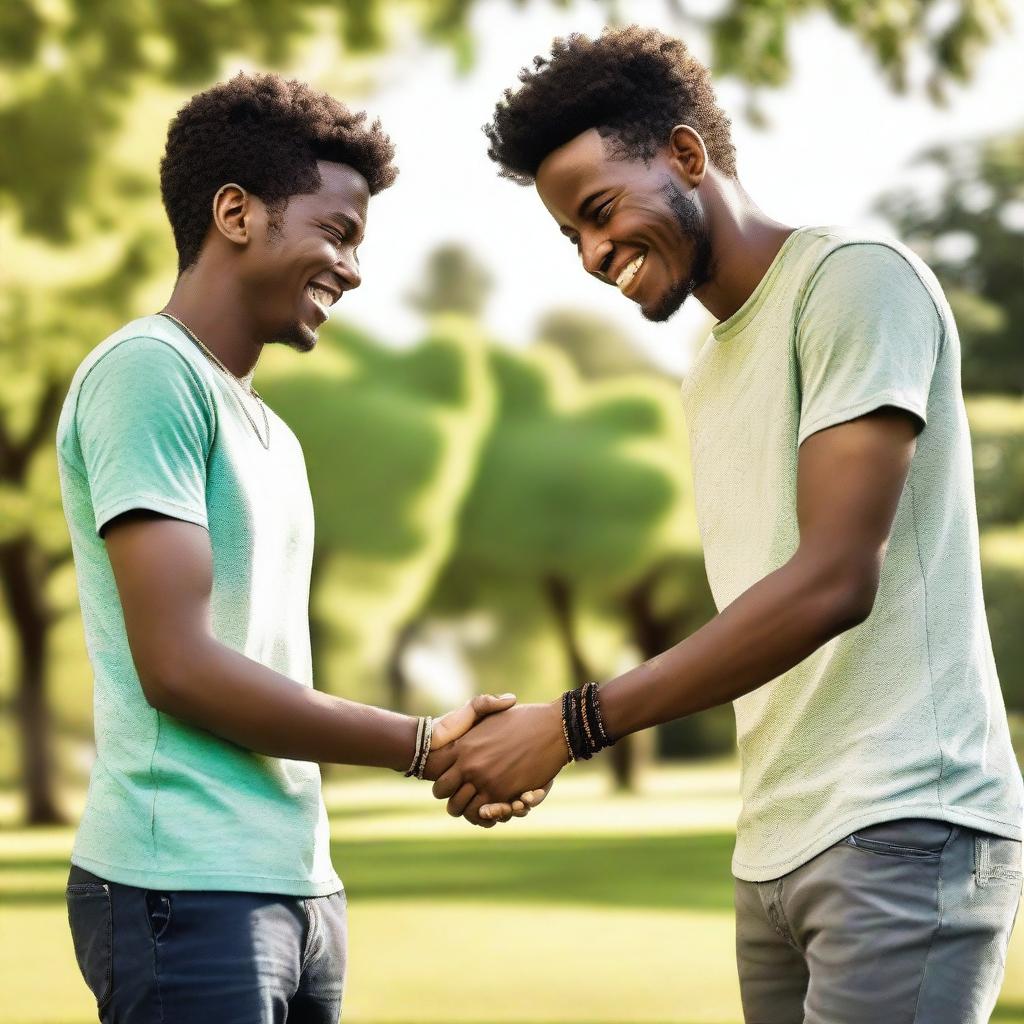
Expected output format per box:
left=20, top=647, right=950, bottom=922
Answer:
left=159, top=312, right=270, bottom=450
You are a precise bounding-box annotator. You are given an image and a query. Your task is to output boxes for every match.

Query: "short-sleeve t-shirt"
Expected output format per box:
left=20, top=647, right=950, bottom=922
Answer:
left=56, top=314, right=341, bottom=895
left=681, top=226, right=1024, bottom=882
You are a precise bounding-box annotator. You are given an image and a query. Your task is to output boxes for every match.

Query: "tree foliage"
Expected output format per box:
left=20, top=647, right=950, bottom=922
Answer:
left=2, top=0, right=1010, bottom=241
left=535, top=309, right=656, bottom=379
left=875, top=127, right=1024, bottom=393
left=258, top=316, right=495, bottom=693
left=0, top=0, right=1015, bottom=821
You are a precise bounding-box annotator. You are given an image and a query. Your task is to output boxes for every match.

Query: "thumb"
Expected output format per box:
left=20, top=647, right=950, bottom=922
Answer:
left=470, top=692, right=516, bottom=718
left=431, top=693, right=517, bottom=749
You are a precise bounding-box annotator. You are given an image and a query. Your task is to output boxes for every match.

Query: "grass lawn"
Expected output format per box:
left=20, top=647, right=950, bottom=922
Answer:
left=1, top=762, right=1023, bottom=1023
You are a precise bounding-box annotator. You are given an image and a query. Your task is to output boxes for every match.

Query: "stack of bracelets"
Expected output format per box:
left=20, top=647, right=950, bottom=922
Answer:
left=560, top=681, right=613, bottom=761
left=404, top=715, right=434, bottom=779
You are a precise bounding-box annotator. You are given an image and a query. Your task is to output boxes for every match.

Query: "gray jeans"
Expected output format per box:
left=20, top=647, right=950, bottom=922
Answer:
left=735, top=819, right=1022, bottom=1023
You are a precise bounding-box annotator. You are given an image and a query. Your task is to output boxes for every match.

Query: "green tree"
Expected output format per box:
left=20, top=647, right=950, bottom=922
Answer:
left=408, top=243, right=494, bottom=319
left=536, top=309, right=656, bottom=379
left=875, top=127, right=1024, bottom=393
left=1, top=0, right=1011, bottom=822
left=258, top=315, right=494, bottom=712
left=429, top=343, right=695, bottom=787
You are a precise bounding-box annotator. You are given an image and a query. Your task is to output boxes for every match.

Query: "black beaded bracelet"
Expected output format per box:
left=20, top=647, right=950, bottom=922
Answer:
left=566, top=688, right=586, bottom=760
left=560, top=681, right=613, bottom=761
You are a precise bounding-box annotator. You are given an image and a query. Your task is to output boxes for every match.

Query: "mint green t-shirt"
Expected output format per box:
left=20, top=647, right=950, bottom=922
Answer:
left=56, top=314, right=341, bottom=895
left=681, top=226, right=1024, bottom=882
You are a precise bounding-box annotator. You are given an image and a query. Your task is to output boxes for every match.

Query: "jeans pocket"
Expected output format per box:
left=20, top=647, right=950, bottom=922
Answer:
left=975, top=834, right=1024, bottom=887
left=145, top=890, right=173, bottom=942
left=66, top=882, right=113, bottom=1009
left=844, top=818, right=955, bottom=860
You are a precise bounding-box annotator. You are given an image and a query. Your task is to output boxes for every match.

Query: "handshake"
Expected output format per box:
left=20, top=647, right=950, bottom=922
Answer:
left=408, top=688, right=613, bottom=827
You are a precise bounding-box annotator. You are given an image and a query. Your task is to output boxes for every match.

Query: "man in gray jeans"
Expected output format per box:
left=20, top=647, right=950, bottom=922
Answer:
left=429, top=26, right=1024, bottom=1022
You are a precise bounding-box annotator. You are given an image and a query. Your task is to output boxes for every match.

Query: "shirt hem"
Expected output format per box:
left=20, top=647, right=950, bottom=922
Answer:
left=95, top=496, right=208, bottom=537
left=70, top=853, right=343, bottom=897
left=797, top=392, right=927, bottom=447
left=731, top=803, right=1023, bottom=882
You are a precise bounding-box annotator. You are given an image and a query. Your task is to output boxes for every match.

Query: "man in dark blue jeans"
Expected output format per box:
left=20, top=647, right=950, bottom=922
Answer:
left=59, top=72, right=543, bottom=1022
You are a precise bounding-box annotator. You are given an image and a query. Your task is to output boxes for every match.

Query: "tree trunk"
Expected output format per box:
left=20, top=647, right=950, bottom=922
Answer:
left=0, top=537, right=64, bottom=825
left=621, top=567, right=678, bottom=659
left=542, top=574, right=636, bottom=792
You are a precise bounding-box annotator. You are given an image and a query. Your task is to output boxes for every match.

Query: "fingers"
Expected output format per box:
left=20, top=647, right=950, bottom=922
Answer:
left=479, top=801, right=517, bottom=822
left=421, top=746, right=456, bottom=783
left=480, top=781, right=554, bottom=821
left=432, top=766, right=462, bottom=800
left=463, top=792, right=494, bottom=827
left=523, top=781, right=554, bottom=807
left=447, top=782, right=477, bottom=818
left=430, top=692, right=516, bottom=749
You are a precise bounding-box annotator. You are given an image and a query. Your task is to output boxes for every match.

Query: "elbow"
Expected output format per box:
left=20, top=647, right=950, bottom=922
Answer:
left=136, top=664, right=181, bottom=714
left=133, top=647, right=204, bottom=716
left=796, top=554, right=879, bottom=640
left=822, top=573, right=878, bottom=636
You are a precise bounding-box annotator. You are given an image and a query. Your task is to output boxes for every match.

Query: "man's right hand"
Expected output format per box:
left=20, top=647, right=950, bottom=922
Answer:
left=427, top=694, right=551, bottom=827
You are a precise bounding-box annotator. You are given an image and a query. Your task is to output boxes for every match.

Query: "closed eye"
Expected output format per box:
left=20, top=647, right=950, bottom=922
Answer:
left=595, top=200, right=613, bottom=225
left=323, top=225, right=346, bottom=246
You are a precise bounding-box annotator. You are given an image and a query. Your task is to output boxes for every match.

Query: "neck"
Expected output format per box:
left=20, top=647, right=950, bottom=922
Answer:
left=692, top=176, right=796, bottom=323
left=161, top=261, right=262, bottom=378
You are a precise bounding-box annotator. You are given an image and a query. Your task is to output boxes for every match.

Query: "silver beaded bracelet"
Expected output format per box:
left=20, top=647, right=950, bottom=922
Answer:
left=403, top=715, right=434, bottom=779
left=404, top=716, right=427, bottom=777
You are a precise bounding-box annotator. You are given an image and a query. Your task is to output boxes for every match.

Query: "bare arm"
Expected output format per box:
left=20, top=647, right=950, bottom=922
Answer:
left=600, top=406, right=919, bottom=735
left=105, top=512, right=509, bottom=773
left=432, top=408, right=920, bottom=814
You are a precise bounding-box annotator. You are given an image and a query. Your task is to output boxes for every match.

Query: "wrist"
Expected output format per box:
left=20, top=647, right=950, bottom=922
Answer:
left=389, top=715, right=421, bottom=774
left=557, top=682, right=613, bottom=762
left=547, top=697, right=574, bottom=766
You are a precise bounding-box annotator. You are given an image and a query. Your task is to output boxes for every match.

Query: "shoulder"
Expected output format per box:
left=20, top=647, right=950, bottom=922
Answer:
left=797, top=230, right=944, bottom=329
left=67, top=319, right=217, bottom=428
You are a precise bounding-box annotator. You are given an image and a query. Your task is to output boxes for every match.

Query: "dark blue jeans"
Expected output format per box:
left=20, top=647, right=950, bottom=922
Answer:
left=65, top=865, right=347, bottom=1023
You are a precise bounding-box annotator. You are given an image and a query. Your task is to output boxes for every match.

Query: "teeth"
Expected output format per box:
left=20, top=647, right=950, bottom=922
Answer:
left=616, top=254, right=645, bottom=291
left=308, top=284, right=334, bottom=315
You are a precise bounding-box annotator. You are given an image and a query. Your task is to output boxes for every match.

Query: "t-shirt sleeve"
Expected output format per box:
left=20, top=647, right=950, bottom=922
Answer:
left=75, top=336, right=215, bottom=536
left=795, top=243, right=943, bottom=447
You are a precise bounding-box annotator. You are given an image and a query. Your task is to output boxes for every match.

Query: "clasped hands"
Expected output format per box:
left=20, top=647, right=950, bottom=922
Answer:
left=424, top=694, right=571, bottom=827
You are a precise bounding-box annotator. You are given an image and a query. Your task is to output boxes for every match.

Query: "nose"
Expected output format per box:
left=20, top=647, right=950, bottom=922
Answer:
left=579, top=234, right=614, bottom=281
left=337, top=251, right=361, bottom=291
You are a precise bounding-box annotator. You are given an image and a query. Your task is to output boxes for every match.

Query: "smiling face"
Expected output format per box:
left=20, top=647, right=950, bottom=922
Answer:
left=240, top=159, right=369, bottom=351
left=535, top=128, right=712, bottom=323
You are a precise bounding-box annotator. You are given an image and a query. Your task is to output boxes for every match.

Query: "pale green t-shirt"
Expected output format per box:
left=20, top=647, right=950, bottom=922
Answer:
left=56, top=314, right=341, bottom=895
left=681, top=226, right=1024, bottom=882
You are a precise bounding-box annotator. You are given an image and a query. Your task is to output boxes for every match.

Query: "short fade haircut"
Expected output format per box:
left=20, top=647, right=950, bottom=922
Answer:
left=484, top=26, right=737, bottom=184
left=161, top=72, right=398, bottom=272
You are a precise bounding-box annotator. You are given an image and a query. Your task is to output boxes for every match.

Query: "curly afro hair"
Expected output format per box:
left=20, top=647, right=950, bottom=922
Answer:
left=485, top=26, right=736, bottom=184
left=161, top=72, right=398, bottom=272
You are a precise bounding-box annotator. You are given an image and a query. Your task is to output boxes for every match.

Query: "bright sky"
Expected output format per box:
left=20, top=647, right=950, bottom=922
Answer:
left=334, top=0, right=1023, bottom=376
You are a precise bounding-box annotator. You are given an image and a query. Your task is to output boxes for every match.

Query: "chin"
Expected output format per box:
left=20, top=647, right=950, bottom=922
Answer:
left=640, top=284, right=693, bottom=323
left=272, top=321, right=318, bottom=353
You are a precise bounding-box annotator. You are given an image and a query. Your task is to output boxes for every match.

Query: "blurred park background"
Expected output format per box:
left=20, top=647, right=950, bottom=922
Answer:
left=1, top=0, right=1023, bottom=1020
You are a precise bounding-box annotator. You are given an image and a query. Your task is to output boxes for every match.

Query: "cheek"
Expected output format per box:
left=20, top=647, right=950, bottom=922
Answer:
left=615, top=200, right=682, bottom=249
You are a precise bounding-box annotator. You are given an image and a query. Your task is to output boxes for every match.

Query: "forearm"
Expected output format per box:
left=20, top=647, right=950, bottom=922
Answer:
left=600, top=551, right=869, bottom=738
left=149, top=638, right=417, bottom=770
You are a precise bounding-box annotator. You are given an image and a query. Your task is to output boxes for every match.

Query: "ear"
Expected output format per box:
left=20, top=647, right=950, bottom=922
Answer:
left=668, top=125, right=708, bottom=189
left=211, top=183, right=252, bottom=248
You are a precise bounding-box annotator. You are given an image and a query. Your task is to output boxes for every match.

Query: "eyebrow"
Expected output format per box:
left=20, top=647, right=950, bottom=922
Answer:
left=559, top=189, right=609, bottom=239
left=327, top=210, right=364, bottom=240
left=577, top=190, right=607, bottom=220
